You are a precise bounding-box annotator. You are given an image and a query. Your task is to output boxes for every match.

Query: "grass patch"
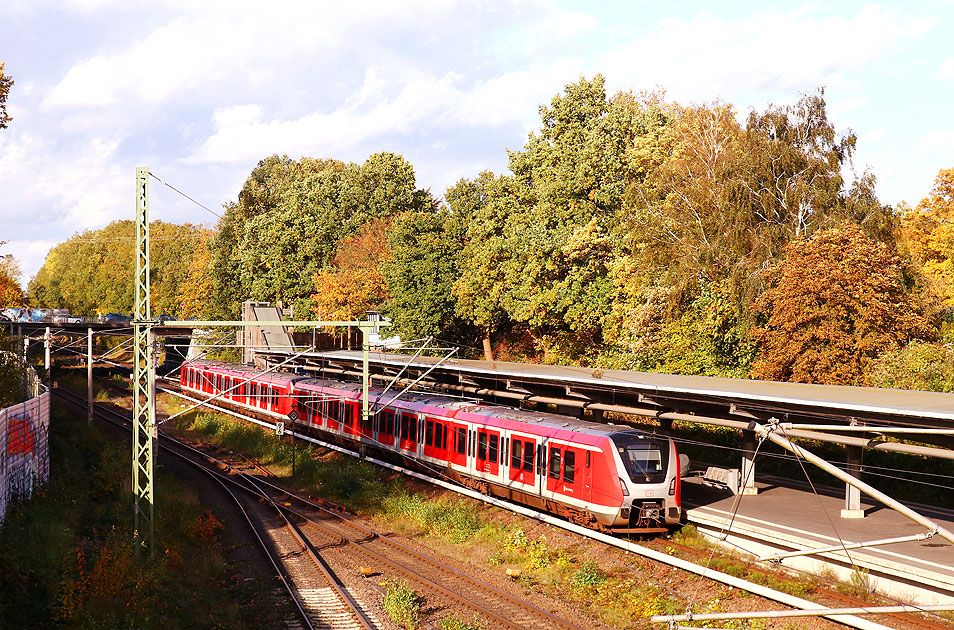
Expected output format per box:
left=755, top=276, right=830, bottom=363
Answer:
left=440, top=613, right=487, bottom=630
left=0, top=401, right=280, bottom=629
left=382, top=493, right=489, bottom=543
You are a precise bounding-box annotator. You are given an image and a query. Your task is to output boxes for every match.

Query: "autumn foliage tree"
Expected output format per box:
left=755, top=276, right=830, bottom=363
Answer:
left=900, top=168, right=954, bottom=307
left=0, top=246, right=25, bottom=306
left=310, top=218, right=391, bottom=320
left=177, top=227, right=215, bottom=318
left=750, top=225, right=931, bottom=385
left=0, top=62, right=13, bottom=129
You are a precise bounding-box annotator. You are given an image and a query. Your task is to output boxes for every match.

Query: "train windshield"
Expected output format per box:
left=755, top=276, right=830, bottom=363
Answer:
left=610, top=433, right=669, bottom=484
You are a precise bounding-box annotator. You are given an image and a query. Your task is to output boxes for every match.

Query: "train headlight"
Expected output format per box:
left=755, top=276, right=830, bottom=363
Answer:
left=619, top=477, right=630, bottom=497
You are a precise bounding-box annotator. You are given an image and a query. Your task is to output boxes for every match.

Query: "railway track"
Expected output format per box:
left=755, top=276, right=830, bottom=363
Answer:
left=53, top=385, right=378, bottom=630
left=58, top=380, right=587, bottom=630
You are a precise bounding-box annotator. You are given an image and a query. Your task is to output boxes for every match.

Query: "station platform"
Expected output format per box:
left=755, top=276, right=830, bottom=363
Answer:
left=681, top=477, right=954, bottom=605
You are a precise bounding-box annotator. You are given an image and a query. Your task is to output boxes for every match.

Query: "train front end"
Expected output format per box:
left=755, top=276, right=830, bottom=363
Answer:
left=609, top=431, right=682, bottom=529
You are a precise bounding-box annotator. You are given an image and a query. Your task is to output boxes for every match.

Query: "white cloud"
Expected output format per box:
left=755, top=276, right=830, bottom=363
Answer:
left=599, top=4, right=934, bottom=102
left=188, top=62, right=581, bottom=165
left=938, top=56, right=954, bottom=81
left=42, top=1, right=457, bottom=110
left=828, top=96, right=869, bottom=118
left=914, top=128, right=954, bottom=154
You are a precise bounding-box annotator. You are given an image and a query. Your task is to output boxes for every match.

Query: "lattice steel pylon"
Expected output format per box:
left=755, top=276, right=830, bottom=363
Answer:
left=133, top=167, right=156, bottom=552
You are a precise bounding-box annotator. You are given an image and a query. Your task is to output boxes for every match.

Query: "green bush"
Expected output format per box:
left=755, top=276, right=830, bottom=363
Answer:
left=569, top=560, right=606, bottom=590
left=382, top=580, right=421, bottom=630
left=867, top=341, right=954, bottom=392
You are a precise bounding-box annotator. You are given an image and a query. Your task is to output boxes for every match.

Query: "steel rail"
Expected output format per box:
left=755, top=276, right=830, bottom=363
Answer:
left=249, top=477, right=585, bottom=630
left=52, top=386, right=366, bottom=630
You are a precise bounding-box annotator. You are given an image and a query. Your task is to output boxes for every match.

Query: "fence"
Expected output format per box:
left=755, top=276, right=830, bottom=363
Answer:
left=0, top=377, right=50, bottom=525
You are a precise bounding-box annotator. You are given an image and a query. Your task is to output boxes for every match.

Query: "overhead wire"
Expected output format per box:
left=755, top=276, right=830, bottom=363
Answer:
left=149, top=172, right=222, bottom=219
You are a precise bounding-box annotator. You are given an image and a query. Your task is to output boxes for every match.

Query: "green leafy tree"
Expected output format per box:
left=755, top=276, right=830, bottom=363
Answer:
left=228, top=152, right=428, bottom=315
left=750, top=225, right=931, bottom=385
left=455, top=76, right=660, bottom=361
left=867, top=341, right=954, bottom=392
left=207, top=155, right=343, bottom=318
left=28, top=221, right=205, bottom=315
left=381, top=207, right=476, bottom=345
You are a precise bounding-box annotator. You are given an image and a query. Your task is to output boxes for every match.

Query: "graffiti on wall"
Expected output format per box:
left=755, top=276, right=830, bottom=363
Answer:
left=0, top=393, right=50, bottom=524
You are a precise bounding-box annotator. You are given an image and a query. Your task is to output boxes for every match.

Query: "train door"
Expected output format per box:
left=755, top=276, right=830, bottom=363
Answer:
left=583, top=449, right=593, bottom=502
left=304, top=396, right=319, bottom=427
left=509, top=435, right=536, bottom=486
left=547, top=445, right=562, bottom=494
left=475, top=428, right=500, bottom=476
left=423, top=417, right=448, bottom=460
left=398, top=412, right=417, bottom=452
left=536, top=439, right=548, bottom=496
left=449, top=423, right=467, bottom=468
left=378, top=409, right=395, bottom=447
left=557, top=448, right=580, bottom=499
left=326, top=399, right=341, bottom=431
left=343, top=401, right=359, bottom=437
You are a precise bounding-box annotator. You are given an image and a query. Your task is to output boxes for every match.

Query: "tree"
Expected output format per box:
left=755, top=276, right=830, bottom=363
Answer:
left=454, top=76, right=657, bottom=361
left=310, top=218, right=391, bottom=321
left=0, top=245, right=25, bottom=306
left=381, top=207, right=476, bottom=344
left=230, top=152, right=429, bottom=315
left=750, top=225, right=931, bottom=385
left=207, top=155, right=341, bottom=318
left=0, top=62, right=13, bottom=129
left=900, top=168, right=954, bottom=307
left=177, top=227, right=215, bottom=318
left=28, top=221, right=206, bottom=315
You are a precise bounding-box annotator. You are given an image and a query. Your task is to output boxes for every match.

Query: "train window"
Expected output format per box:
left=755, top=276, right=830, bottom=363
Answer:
left=477, top=432, right=487, bottom=460
left=438, top=423, right=446, bottom=449
left=329, top=400, right=340, bottom=423
left=586, top=451, right=590, bottom=468
left=360, top=410, right=372, bottom=433
left=537, top=445, right=547, bottom=476
left=549, top=448, right=561, bottom=479
left=564, top=451, right=575, bottom=484
left=425, top=420, right=434, bottom=446
left=522, top=442, right=534, bottom=472
left=488, top=434, right=498, bottom=464
left=383, top=409, right=395, bottom=436
left=511, top=439, right=522, bottom=469
left=454, top=427, right=466, bottom=454
left=503, top=437, right=508, bottom=463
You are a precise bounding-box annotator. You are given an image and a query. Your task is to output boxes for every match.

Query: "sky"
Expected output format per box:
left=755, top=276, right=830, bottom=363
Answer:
left=1, top=0, right=952, bottom=288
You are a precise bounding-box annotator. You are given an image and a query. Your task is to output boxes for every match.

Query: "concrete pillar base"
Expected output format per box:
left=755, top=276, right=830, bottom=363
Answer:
left=841, top=508, right=866, bottom=519
left=741, top=487, right=760, bottom=496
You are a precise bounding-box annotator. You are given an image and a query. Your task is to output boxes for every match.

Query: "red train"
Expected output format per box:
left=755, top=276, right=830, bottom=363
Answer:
left=180, top=359, right=684, bottom=532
